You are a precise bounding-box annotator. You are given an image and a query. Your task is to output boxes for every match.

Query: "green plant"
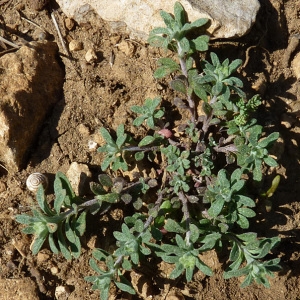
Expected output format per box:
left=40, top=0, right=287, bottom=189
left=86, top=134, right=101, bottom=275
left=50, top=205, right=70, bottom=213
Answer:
left=15, top=2, right=282, bottom=299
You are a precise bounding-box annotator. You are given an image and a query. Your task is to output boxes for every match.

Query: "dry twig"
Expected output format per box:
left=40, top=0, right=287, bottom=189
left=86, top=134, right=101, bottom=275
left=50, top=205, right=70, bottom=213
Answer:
left=51, top=11, right=69, bottom=56
left=0, top=35, right=20, bottom=49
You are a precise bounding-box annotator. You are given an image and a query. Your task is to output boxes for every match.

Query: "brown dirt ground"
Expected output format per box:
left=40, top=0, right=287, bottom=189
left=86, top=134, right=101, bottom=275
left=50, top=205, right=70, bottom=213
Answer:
left=0, top=0, right=300, bottom=299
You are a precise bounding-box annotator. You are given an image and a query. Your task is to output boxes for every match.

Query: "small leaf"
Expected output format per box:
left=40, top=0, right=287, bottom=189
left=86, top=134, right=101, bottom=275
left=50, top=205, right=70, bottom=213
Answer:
left=65, top=218, right=76, bottom=243
left=115, top=275, right=136, bottom=294
left=178, top=37, right=190, bottom=55
left=74, top=210, right=87, bottom=236
left=258, top=132, right=279, bottom=148
left=238, top=207, right=256, bottom=218
left=134, top=219, right=144, bottom=233
left=96, top=193, right=119, bottom=203
left=122, top=259, right=132, bottom=271
left=237, top=214, right=250, bottom=229
left=148, top=33, right=166, bottom=47
left=57, top=225, right=72, bottom=260
left=195, top=258, right=213, bottom=276
left=121, top=193, right=132, bottom=204
left=135, top=152, right=145, bottom=161
left=160, top=10, right=175, bottom=28
left=164, top=219, right=185, bottom=233
left=174, top=1, right=185, bottom=26
left=149, top=27, right=170, bottom=35
left=192, top=35, right=209, bottom=52
left=139, top=135, right=155, bottom=147
left=263, top=156, right=278, bottom=167
left=48, top=232, right=59, bottom=254
left=170, top=79, right=187, bottom=94
left=187, top=18, right=209, bottom=30
left=54, top=188, right=66, bottom=214
left=100, top=127, right=114, bottom=145
left=36, top=185, right=54, bottom=216
left=93, top=248, right=109, bottom=262
left=169, top=264, right=184, bottom=279
left=15, top=214, right=40, bottom=225
left=31, top=229, right=48, bottom=255
left=154, top=58, right=180, bottom=78
left=98, top=174, right=113, bottom=187
left=208, top=198, right=225, bottom=217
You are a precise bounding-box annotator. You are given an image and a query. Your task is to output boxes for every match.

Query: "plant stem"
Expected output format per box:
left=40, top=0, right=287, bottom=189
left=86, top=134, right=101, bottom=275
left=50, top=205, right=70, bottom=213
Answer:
left=139, top=191, right=164, bottom=238
left=177, top=46, right=196, bottom=123
left=178, top=191, right=191, bottom=246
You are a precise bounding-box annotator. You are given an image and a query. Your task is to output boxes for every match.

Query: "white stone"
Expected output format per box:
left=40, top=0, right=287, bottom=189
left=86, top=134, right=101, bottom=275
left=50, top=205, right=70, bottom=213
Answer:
left=66, top=162, right=92, bottom=196
left=85, top=48, right=97, bottom=63
left=55, top=0, right=260, bottom=40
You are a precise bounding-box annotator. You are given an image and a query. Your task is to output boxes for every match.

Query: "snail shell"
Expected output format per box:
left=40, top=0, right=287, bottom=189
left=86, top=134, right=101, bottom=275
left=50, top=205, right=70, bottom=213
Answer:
left=26, top=173, right=48, bottom=192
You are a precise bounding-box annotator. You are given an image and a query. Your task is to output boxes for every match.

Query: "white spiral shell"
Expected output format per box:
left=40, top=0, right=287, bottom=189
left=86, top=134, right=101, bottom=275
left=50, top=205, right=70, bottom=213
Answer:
left=26, top=173, right=48, bottom=193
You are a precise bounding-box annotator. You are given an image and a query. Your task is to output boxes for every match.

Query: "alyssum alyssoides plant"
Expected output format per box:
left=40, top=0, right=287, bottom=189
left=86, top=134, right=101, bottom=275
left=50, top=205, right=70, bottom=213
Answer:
left=16, top=2, right=282, bottom=299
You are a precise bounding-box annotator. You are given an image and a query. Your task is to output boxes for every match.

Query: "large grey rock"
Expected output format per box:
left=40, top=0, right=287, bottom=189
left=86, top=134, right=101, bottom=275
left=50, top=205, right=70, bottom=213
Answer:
left=56, top=0, right=260, bottom=39
left=0, top=41, right=64, bottom=172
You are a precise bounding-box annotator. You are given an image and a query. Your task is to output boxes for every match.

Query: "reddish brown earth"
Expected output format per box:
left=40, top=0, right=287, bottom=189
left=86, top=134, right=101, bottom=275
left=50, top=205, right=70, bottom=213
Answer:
left=0, top=0, right=300, bottom=299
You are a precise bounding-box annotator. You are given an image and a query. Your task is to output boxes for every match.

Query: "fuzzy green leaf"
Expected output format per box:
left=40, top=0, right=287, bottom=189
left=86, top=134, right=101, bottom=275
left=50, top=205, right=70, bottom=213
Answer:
left=170, top=78, right=187, bottom=94
left=192, top=35, right=209, bottom=51
left=57, top=225, right=72, bottom=260
left=115, top=275, right=136, bottom=294
left=263, top=156, right=278, bottom=167
left=174, top=1, right=185, bottom=26
left=139, top=135, right=155, bottom=147
left=31, top=229, right=48, bottom=255
left=36, top=185, right=54, bottom=216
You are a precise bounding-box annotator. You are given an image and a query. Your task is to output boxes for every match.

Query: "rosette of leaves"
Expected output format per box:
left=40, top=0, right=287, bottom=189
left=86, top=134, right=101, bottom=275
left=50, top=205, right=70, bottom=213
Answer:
left=203, top=169, right=256, bottom=230
left=98, top=124, right=129, bottom=171
left=234, top=124, right=279, bottom=181
left=148, top=1, right=209, bottom=59
left=224, top=232, right=281, bottom=287
left=85, top=249, right=136, bottom=300
left=15, top=172, right=86, bottom=260
left=131, top=97, right=164, bottom=129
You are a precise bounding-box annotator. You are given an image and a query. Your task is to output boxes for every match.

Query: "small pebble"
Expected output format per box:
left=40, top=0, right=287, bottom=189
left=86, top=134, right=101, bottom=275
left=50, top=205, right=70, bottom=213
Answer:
left=88, top=140, right=98, bottom=151
left=69, top=40, right=83, bottom=52
left=51, top=266, right=59, bottom=275
left=65, top=18, right=75, bottom=31
left=85, top=48, right=97, bottom=63
left=37, top=252, right=50, bottom=263
left=55, top=286, right=70, bottom=300
left=76, top=123, right=90, bottom=136
left=117, top=40, right=135, bottom=57
left=66, top=162, right=92, bottom=196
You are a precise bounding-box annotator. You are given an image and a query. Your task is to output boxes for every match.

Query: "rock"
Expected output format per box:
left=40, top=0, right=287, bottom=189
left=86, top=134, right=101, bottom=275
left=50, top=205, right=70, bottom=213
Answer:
left=65, top=17, right=75, bottom=31
left=69, top=39, right=83, bottom=51
left=50, top=266, right=59, bottom=275
left=66, top=162, right=92, bottom=195
left=55, top=0, right=260, bottom=40
left=0, top=41, right=64, bottom=172
left=36, top=252, right=50, bottom=263
left=55, top=285, right=71, bottom=300
left=292, top=52, right=300, bottom=79
left=85, top=48, right=97, bottom=63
